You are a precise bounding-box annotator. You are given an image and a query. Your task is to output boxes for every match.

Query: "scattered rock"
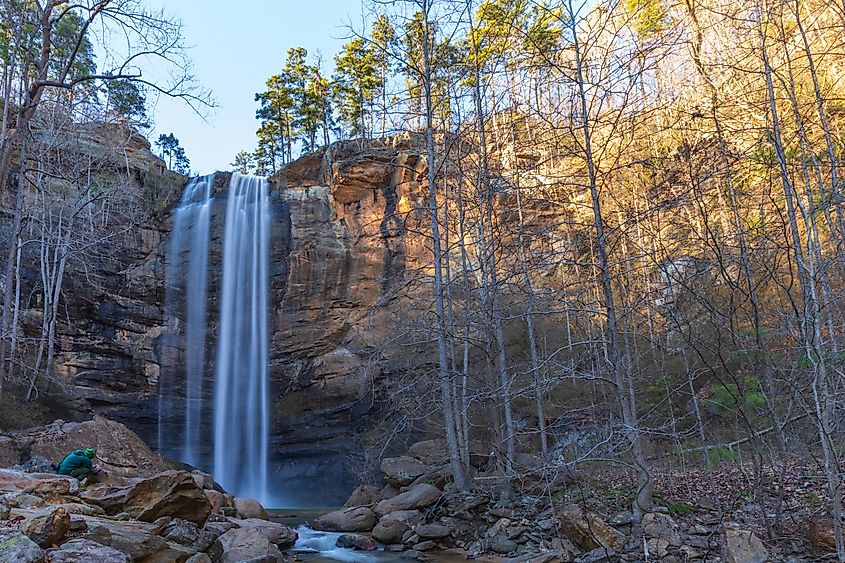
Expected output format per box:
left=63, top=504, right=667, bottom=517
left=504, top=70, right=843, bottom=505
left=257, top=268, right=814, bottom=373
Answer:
left=49, top=503, right=104, bottom=517
left=231, top=518, right=298, bottom=548
left=337, top=533, right=380, bottom=550
left=233, top=497, right=268, bottom=520
left=401, top=549, right=429, bottom=561
left=80, top=470, right=212, bottom=524
left=725, top=529, right=768, bottom=563
left=0, top=529, right=44, bottom=563
left=47, top=539, right=129, bottom=562
left=21, top=506, right=70, bottom=547
left=314, top=506, right=377, bottom=532
left=208, top=526, right=283, bottom=563
left=343, top=484, right=381, bottom=508
left=375, top=484, right=442, bottom=515
left=416, top=523, right=451, bottom=539
left=558, top=504, right=624, bottom=551
left=382, top=509, right=424, bottom=525
left=373, top=518, right=409, bottom=544
left=381, top=457, right=428, bottom=487
left=81, top=516, right=188, bottom=561
left=509, top=549, right=575, bottom=563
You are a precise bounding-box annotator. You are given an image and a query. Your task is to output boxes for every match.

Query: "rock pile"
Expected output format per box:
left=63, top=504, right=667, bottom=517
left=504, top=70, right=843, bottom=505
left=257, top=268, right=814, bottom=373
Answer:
left=0, top=420, right=297, bottom=562
left=312, top=439, right=774, bottom=563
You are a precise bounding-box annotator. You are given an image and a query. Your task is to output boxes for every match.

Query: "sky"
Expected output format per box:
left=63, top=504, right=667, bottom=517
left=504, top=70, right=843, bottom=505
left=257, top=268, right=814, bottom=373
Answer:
left=148, top=1, right=362, bottom=174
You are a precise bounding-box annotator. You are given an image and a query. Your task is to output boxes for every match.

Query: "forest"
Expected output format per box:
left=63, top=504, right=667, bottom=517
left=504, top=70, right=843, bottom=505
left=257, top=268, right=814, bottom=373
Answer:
left=2, top=0, right=845, bottom=561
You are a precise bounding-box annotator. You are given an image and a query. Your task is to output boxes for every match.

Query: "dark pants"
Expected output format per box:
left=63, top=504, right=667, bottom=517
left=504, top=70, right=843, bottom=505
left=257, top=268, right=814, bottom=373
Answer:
left=67, top=468, right=101, bottom=483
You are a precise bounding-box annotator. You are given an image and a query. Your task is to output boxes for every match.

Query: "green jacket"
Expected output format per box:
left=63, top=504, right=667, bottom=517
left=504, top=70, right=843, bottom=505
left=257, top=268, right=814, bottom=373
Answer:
left=57, top=449, right=94, bottom=476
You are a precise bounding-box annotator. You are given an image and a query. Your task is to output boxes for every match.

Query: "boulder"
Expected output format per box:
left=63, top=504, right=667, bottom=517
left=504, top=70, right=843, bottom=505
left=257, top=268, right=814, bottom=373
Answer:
left=415, top=523, right=451, bottom=539
left=375, top=484, right=442, bottom=516
left=48, top=503, right=104, bottom=517
left=190, top=471, right=214, bottom=490
left=204, top=490, right=232, bottom=514
left=726, top=529, right=768, bottom=563
left=557, top=504, right=624, bottom=551
left=373, top=519, right=409, bottom=544
left=0, top=470, right=77, bottom=496
left=21, top=506, right=70, bottom=547
left=230, top=518, right=298, bottom=548
left=314, top=506, right=377, bottom=532
left=10, top=417, right=174, bottom=479
left=185, top=554, right=212, bottom=563
left=81, top=516, right=192, bottom=561
left=80, top=470, right=211, bottom=524
left=343, top=484, right=381, bottom=508
left=47, top=539, right=129, bottom=563
left=233, top=497, right=268, bottom=520
left=337, top=533, right=380, bottom=550
left=0, top=529, right=44, bottom=563
left=408, top=439, right=488, bottom=468
left=490, top=532, right=518, bottom=554
left=381, top=457, right=427, bottom=487
left=208, top=527, right=283, bottom=563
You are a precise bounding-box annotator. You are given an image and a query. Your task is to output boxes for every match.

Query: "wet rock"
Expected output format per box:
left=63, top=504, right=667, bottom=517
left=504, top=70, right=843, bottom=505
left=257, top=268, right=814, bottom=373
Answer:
left=337, top=533, right=380, bottom=550
left=230, top=518, right=298, bottom=548
left=233, top=497, right=268, bottom=520
left=375, top=484, right=441, bottom=516
left=0, top=529, right=44, bottom=563
left=373, top=518, right=409, bottom=544
left=381, top=456, right=427, bottom=487
left=80, top=470, right=211, bottom=524
left=208, top=526, right=283, bottom=563
left=343, top=484, right=381, bottom=508
left=415, top=523, right=451, bottom=539
left=726, top=529, right=768, bottom=563
left=21, top=506, right=70, bottom=547
left=314, top=506, right=377, bottom=532
left=47, top=539, right=129, bottom=563
left=557, top=504, right=624, bottom=551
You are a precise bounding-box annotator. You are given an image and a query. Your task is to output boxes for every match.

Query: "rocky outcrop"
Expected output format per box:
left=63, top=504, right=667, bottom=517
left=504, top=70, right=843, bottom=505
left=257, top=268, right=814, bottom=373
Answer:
left=313, top=506, right=378, bottom=532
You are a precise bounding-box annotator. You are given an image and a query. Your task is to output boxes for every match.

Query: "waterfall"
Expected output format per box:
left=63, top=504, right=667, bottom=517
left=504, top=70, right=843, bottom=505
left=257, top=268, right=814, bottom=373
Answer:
left=212, top=173, right=271, bottom=503
left=159, top=174, right=214, bottom=467
left=159, top=173, right=271, bottom=505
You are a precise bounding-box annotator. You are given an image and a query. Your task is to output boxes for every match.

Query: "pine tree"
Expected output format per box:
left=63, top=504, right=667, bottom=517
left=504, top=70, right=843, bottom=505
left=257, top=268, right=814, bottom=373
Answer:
left=332, top=37, right=379, bottom=137
left=156, top=133, right=190, bottom=175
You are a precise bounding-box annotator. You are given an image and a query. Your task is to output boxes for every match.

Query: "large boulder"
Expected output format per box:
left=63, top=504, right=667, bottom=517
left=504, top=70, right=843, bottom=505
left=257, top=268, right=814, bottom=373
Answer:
left=380, top=457, right=427, bottom=487
left=9, top=417, right=174, bottom=478
left=415, top=523, right=451, bottom=539
left=0, top=529, right=44, bottom=563
left=343, top=484, right=381, bottom=508
left=375, top=484, right=442, bottom=516
left=209, top=527, right=283, bottom=563
left=80, top=471, right=211, bottom=524
left=47, top=539, right=129, bottom=563
left=557, top=504, right=624, bottom=551
left=80, top=515, right=191, bottom=561
left=0, top=470, right=77, bottom=496
left=21, top=506, right=70, bottom=547
left=230, top=518, right=298, bottom=548
left=314, top=506, right=377, bottom=532
left=233, top=497, right=268, bottom=520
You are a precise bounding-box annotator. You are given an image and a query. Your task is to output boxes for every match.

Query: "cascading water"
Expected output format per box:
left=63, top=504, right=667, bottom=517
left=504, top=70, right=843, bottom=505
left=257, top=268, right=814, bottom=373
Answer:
left=159, top=174, right=214, bottom=467
left=212, top=173, right=271, bottom=502
left=159, top=173, right=272, bottom=505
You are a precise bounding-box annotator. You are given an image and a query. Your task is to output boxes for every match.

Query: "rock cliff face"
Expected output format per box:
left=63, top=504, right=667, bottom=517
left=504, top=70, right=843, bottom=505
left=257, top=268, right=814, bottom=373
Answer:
left=13, top=137, right=433, bottom=506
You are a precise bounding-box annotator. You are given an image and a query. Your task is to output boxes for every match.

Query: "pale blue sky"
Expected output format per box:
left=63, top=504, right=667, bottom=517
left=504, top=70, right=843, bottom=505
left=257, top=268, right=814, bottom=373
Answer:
left=149, top=1, right=362, bottom=174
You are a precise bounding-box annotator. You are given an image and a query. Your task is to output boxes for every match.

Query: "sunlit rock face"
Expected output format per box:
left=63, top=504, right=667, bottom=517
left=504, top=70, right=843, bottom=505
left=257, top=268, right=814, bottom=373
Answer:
left=53, top=138, right=433, bottom=506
